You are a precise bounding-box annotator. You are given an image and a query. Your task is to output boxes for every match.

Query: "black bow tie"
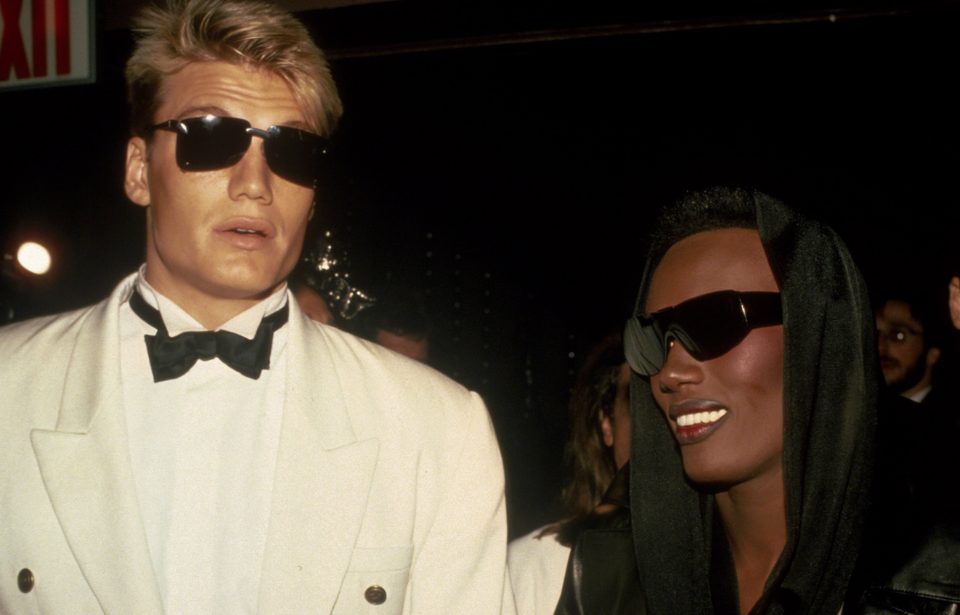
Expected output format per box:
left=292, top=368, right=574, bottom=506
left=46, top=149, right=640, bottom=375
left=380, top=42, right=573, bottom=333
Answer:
left=129, top=290, right=289, bottom=383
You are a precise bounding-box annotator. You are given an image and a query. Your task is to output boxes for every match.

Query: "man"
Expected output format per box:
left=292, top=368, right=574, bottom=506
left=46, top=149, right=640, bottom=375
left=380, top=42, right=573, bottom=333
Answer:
left=875, top=291, right=942, bottom=403
left=0, top=1, right=512, bottom=613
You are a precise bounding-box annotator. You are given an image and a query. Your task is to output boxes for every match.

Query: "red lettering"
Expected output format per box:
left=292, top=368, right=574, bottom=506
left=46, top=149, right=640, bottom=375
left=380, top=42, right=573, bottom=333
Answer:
left=0, top=0, right=30, bottom=81
left=31, top=0, right=44, bottom=77
left=54, top=0, right=67, bottom=74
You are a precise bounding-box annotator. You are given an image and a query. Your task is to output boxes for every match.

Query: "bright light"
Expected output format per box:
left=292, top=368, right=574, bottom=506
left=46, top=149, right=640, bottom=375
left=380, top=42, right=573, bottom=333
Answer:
left=16, top=242, right=51, bottom=275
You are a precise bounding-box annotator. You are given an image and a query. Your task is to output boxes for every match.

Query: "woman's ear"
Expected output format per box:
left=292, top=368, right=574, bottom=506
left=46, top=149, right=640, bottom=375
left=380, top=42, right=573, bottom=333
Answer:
left=599, top=411, right=614, bottom=448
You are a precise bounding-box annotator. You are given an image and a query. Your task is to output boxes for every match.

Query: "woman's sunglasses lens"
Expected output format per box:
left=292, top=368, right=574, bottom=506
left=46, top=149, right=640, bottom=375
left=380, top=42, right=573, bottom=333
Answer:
left=625, top=316, right=665, bottom=376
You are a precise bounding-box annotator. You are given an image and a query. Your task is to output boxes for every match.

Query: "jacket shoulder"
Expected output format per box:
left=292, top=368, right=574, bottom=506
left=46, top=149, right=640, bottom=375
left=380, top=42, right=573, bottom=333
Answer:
left=0, top=305, right=97, bottom=364
left=304, top=322, right=490, bottom=440
left=856, top=522, right=960, bottom=613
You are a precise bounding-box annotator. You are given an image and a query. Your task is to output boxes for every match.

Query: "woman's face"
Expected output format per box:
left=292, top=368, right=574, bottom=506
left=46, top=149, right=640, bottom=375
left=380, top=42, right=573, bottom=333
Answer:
left=600, top=362, right=632, bottom=469
left=646, top=228, right=784, bottom=488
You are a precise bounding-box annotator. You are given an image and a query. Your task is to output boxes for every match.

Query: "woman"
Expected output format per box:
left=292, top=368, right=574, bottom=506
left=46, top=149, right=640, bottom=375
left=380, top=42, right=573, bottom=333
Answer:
left=508, top=335, right=631, bottom=615
left=563, top=187, right=958, bottom=614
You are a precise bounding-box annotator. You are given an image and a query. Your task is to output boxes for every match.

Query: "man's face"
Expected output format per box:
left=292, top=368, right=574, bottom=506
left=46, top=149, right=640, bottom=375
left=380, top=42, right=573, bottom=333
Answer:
left=876, top=299, right=927, bottom=393
left=600, top=362, right=632, bottom=470
left=124, top=61, right=315, bottom=315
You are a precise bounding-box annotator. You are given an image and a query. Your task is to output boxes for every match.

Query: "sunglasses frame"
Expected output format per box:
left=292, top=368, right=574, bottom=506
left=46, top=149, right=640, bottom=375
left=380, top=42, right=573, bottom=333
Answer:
left=625, top=289, right=782, bottom=376
left=150, top=115, right=330, bottom=188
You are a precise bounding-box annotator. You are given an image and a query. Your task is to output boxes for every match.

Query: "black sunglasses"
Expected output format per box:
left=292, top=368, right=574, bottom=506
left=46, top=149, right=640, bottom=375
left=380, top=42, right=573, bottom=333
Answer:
left=150, top=115, right=329, bottom=188
left=624, top=290, right=782, bottom=376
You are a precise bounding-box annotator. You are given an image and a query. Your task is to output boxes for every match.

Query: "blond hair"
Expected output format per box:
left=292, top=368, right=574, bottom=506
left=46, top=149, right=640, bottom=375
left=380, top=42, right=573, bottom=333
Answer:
left=125, top=0, right=342, bottom=138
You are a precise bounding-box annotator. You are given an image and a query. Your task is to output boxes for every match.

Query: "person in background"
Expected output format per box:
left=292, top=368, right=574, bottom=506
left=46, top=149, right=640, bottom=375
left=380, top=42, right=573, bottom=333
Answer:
left=508, top=334, right=630, bottom=615
left=353, top=285, right=432, bottom=363
left=291, top=280, right=336, bottom=325
left=0, top=1, right=512, bottom=612
left=875, top=289, right=944, bottom=404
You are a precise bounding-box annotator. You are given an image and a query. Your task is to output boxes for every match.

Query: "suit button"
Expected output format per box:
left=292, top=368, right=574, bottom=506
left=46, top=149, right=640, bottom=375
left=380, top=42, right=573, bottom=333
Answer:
left=18, top=569, right=34, bottom=593
left=364, top=585, right=387, bottom=605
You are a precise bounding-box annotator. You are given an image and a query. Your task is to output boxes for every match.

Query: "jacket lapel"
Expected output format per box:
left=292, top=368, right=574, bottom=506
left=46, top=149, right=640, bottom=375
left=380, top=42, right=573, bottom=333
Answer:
left=257, top=306, right=379, bottom=614
left=30, top=276, right=165, bottom=614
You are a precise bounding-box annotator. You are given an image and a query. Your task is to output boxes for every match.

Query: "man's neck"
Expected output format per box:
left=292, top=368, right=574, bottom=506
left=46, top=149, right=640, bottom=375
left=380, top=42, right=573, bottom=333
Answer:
left=142, top=270, right=281, bottom=330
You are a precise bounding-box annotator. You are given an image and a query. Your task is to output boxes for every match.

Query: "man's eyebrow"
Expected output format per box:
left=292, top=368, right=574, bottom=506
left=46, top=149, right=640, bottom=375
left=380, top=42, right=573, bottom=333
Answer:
left=176, top=105, right=229, bottom=118
left=278, top=119, right=311, bottom=131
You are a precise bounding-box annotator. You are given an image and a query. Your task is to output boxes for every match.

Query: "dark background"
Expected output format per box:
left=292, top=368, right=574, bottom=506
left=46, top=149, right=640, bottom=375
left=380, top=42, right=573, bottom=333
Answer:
left=3, top=1, right=959, bottom=537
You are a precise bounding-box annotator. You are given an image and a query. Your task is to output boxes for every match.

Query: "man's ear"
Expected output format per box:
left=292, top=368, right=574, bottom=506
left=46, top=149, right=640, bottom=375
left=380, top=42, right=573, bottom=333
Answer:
left=125, top=137, right=151, bottom=207
left=950, top=277, right=960, bottom=330
left=926, top=346, right=941, bottom=369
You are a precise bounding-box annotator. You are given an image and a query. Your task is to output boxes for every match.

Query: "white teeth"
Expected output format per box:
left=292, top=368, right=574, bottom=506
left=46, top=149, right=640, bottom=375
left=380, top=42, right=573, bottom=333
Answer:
left=235, top=228, right=258, bottom=234
left=676, top=408, right=728, bottom=427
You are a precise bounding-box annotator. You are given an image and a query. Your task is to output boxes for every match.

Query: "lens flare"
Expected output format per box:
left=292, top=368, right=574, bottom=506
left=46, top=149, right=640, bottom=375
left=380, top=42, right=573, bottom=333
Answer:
left=16, top=242, right=51, bottom=275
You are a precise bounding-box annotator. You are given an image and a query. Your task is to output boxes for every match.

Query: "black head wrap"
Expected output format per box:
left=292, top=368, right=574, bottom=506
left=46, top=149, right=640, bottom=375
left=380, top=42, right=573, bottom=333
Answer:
left=628, top=189, right=878, bottom=614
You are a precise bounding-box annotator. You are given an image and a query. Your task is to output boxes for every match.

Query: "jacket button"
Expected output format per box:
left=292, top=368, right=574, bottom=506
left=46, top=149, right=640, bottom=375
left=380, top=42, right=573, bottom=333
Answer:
left=18, top=569, right=34, bottom=593
left=364, top=585, right=386, bottom=605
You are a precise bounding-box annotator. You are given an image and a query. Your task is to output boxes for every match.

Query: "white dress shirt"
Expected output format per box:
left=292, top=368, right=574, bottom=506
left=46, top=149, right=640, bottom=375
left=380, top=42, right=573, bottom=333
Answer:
left=120, top=269, right=288, bottom=614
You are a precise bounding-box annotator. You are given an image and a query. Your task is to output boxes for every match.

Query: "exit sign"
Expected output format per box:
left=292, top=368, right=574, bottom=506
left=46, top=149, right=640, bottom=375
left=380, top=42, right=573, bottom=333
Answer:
left=0, top=0, right=94, bottom=89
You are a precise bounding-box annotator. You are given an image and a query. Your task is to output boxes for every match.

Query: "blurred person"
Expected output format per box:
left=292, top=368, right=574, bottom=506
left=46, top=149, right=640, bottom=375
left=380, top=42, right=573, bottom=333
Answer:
left=355, top=286, right=431, bottom=363
left=291, top=280, right=336, bottom=325
left=508, top=335, right=630, bottom=615
left=0, top=1, right=512, bottom=613
left=556, top=187, right=959, bottom=614
left=875, top=291, right=943, bottom=403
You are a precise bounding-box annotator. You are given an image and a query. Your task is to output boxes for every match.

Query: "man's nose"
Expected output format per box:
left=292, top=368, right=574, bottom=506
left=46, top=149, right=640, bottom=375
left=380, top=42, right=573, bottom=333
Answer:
left=228, top=136, right=273, bottom=204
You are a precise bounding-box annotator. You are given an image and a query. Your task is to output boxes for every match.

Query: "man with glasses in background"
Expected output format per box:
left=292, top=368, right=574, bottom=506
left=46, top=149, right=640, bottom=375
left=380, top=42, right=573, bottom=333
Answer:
left=0, top=1, right=512, bottom=613
left=875, top=289, right=944, bottom=405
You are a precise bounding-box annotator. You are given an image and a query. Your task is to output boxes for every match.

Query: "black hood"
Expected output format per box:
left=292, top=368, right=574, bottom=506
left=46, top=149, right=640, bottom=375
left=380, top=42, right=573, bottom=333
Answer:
left=628, top=191, right=878, bottom=614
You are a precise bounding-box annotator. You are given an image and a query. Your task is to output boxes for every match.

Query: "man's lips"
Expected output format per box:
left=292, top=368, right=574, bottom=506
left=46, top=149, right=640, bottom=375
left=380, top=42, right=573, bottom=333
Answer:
left=668, top=400, right=729, bottom=444
left=214, top=217, right=277, bottom=238
left=213, top=217, right=277, bottom=249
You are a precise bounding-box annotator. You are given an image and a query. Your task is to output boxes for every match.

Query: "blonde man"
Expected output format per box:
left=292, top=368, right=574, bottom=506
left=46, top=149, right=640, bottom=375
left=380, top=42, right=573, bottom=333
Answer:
left=0, top=1, right=512, bottom=613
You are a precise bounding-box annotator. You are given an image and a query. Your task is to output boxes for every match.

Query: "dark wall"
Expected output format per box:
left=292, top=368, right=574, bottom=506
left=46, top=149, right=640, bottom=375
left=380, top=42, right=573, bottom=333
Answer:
left=3, top=3, right=958, bottom=537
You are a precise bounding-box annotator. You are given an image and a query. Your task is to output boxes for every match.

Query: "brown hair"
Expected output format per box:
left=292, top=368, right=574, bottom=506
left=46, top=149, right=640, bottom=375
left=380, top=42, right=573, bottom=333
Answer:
left=125, top=0, right=342, bottom=138
left=542, top=334, right=624, bottom=546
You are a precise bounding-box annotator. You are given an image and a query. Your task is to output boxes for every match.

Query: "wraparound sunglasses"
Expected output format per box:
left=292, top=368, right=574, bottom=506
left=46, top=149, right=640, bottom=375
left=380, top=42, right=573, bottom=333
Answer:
left=624, top=289, right=782, bottom=376
left=151, top=115, right=330, bottom=188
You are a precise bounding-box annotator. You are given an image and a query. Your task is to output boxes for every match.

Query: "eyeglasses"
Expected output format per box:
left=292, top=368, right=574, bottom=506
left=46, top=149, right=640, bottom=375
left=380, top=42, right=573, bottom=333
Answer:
left=624, top=290, right=782, bottom=376
left=151, top=115, right=329, bottom=188
left=876, top=325, right=922, bottom=345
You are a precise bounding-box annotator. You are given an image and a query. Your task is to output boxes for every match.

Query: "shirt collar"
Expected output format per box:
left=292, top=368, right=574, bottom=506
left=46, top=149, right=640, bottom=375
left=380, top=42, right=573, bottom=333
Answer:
left=906, top=384, right=933, bottom=404
left=133, top=265, right=289, bottom=340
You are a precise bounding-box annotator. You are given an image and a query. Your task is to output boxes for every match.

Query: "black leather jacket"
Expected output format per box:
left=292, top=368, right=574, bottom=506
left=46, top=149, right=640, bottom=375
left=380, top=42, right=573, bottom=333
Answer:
left=554, top=464, right=960, bottom=615
left=553, top=465, right=642, bottom=615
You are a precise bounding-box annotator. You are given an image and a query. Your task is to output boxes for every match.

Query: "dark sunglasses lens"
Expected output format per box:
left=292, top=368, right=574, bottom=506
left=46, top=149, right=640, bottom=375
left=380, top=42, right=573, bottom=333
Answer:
left=667, top=292, right=751, bottom=361
left=624, top=315, right=665, bottom=376
left=263, top=127, right=326, bottom=187
left=176, top=116, right=251, bottom=171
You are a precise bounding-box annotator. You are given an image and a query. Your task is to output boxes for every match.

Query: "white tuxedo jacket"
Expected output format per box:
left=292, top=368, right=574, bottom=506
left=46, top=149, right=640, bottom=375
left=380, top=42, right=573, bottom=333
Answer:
left=0, top=275, right=514, bottom=614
